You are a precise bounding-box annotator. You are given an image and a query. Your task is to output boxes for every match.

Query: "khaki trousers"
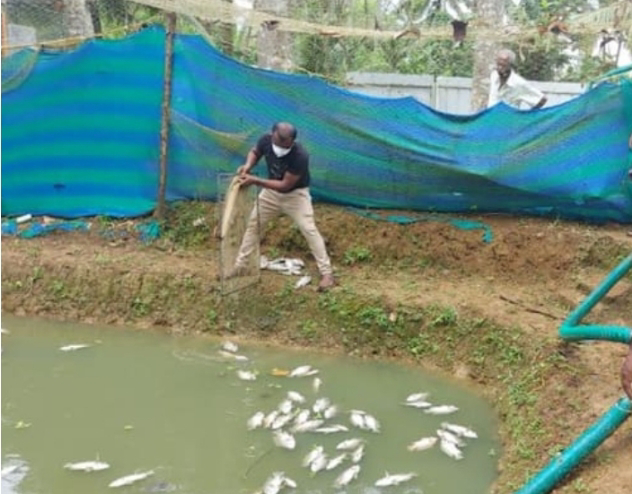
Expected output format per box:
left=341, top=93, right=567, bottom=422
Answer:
left=235, top=188, right=332, bottom=276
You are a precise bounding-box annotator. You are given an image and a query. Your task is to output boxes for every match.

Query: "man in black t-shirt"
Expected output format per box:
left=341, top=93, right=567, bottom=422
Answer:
left=230, top=122, right=335, bottom=291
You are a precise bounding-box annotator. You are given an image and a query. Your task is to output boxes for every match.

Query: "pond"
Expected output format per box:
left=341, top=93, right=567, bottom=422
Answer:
left=1, top=315, right=500, bottom=494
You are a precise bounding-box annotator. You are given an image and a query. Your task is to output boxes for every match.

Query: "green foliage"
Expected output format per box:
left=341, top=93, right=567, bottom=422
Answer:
left=163, top=200, right=213, bottom=249
left=343, top=246, right=372, bottom=265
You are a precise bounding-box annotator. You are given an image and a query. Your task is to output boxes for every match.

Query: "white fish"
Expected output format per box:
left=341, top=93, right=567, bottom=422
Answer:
left=351, top=444, right=365, bottom=463
left=441, top=422, right=478, bottom=439
left=289, top=365, right=319, bottom=377
left=440, top=439, right=463, bottom=460
left=221, top=341, right=238, bottom=353
left=336, top=438, right=363, bottom=450
left=437, top=429, right=465, bottom=447
left=282, top=475, right=297, bottom=489
left=310, top=452, right=328, bottom=474
left=108, top=470, right=154, bottom=488
left=312, top=377, right=322, bottom=393
left=273, top=430, right=296, bottom=450
left=326, top=453, right=347, bottom=470
left=375, top=472, right=417, bottom=487
left=403, top=400, right=432, bottom=408
left=59, top=344, right=91, bottom=352
left=323, top=404, right=338, bottom=419
left=271, top=414, right=293, bottom=430
left=1, top=464, right=20, bottom=476
left=292, top=418, right=324, bottom=433
left=295, top=275, right=312, bottom=289
left=278, top=399, right=293, bottom=415
left=315, top=424, right=348, bottom=434
left=64, top=460, right=110, bottom=472
left=302, top=445, right=324, bottom=467
left=425, top=405, right=459, bottom=415
left=406, top=392, right=430, bottom=403
left=350, top=411, right=365, bottom=429
left=236, top=369, right=257, bottom=381
left=407, top=436, right=438, bottom=452
left=312, top=397, right=330, bottom=414
left=263, top=410, right=280, bottom=429
left=333, top=464, right=360, bottom=488
left=262, top=471, right=284, bottom=494
left=293, top=408, right=310, bottom=425
left=219, top=350, right=249, bottom=361
left=247, top=411, right=265, bottom=430
left=363, top=414, right=381, bottom=433
left=287, top=391, right=306, bottom=403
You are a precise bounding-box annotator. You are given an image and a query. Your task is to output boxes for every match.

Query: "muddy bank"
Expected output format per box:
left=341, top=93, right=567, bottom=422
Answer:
left=2, top=203, right=632, bottom=493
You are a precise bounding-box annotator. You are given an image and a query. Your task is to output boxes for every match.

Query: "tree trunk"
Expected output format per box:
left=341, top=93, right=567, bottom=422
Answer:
left=470, top=0, right=505, bottom=112
left=86, top=0, right=101, bottom=36
left=60, top=0, right=94, bottom=38
left=255, top=0, right=293, bottom=71
left=219, top=0, right=234, bottom=56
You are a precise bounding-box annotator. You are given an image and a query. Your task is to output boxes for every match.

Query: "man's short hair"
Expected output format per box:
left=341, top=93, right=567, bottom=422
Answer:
left=272, top=122, right=297, bottom=141
left=497, top=48, right=516, bottom=64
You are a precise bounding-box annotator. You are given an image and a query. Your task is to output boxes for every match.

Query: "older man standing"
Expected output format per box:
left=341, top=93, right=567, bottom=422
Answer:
left=229, top=122, right=335, bottom=292
left=488, top=48, right=548, bottom=110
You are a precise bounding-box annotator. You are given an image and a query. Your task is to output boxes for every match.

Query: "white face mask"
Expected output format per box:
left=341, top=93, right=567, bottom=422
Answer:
left=272, top=143, right=292, bottom=158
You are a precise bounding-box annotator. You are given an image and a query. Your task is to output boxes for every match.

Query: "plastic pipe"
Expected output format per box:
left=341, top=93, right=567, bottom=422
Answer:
left=516, top=253, right=632, bottom=494
left=559, top=325, right=631, bottom=344
left=563, top=254, right=632, bottom=328
left=515, top=397, right=632, bottom=494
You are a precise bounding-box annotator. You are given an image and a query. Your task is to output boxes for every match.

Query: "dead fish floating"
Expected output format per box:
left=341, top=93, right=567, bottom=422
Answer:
left=59, top=344, right=91, bottom=352
left=425, top=405, right=459, bottom=415
left=336, top=438, right=364, bottom=451
left=407, top=436, right=438, bottom=452
left=273, top=430, right=296, bottom=450
left=441, top=422, right=478, bottom=439
left=109, top=470, right=154, bottom=488
left=236, top=370, right=257, bottom=381
left=258, top=471, right=296, bottom=494
left=64, top=460, right=110, bottom=472
left=375, top=472, right=417, bottom=487
left=288, top=365, right=319, bottom=378
left=221, top=341, right=239, bottom=353
left=247, top=411, right=265, bottom=430
left=333, top=464, right=360, bottom=488
left=405, top=392, right=430, bottom=403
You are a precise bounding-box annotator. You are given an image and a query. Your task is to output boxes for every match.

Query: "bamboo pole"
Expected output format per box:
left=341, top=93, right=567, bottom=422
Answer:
left=2, top=5, right=9, bottom=58
left=154, top=12, right=177, bottom=220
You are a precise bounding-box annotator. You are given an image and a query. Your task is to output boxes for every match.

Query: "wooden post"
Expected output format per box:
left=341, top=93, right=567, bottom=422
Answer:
left=2, top=4, right=10, bottom=58
left=154, top=11, right=176, bottom=220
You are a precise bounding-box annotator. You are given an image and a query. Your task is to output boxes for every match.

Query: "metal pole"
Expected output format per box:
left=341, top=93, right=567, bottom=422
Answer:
left=154, top=11, right=176, bottom=220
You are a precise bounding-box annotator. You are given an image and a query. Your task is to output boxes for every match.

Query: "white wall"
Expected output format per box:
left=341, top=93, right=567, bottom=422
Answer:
left=346, top=72, right=586, bottom=115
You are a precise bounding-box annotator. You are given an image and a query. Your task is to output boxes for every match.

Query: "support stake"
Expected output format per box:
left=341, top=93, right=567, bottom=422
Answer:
left=154, top=12, right=177, bottom=220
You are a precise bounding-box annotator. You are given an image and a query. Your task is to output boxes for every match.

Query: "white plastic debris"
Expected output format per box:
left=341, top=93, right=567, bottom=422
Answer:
left=16, top=214, right=32, bottom=224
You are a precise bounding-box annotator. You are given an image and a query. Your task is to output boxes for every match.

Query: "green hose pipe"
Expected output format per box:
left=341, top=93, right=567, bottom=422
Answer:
left=559, top=325, right=631, bottom=344
left=515, top=397, right=632, bottom=494
left=516, top=253, right=632, bottom=494
left=563, top=254, right=632, bottom=328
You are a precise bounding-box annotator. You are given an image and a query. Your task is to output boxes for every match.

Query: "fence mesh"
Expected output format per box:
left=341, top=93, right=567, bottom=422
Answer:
left=2, top=0, right=630, bottom=83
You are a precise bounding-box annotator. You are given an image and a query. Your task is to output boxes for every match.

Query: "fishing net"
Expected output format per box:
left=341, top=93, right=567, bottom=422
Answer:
left=217, top=173, right=260, bottom=295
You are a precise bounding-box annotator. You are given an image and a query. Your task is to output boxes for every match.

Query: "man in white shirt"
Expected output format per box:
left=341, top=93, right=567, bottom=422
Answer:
left=487, top=49, right=547, bottom=110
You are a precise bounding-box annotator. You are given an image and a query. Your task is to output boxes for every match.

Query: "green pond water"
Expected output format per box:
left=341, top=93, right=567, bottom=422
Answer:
left=1, top=315, right=500, bottom=494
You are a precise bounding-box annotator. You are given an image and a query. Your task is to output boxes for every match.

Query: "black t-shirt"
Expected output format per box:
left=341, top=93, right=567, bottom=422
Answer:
left=255, top=134, right=310, bottom=191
